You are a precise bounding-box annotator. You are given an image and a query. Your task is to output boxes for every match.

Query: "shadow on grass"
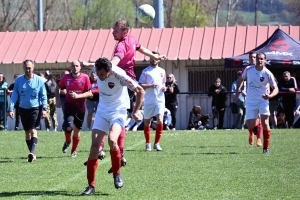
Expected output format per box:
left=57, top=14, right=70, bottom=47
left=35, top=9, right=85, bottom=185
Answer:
left=0, top=190, right=110, bottom=197
left=181, top=152, right=238, bottom=155
left=182, top=145, right=236, bottom=148
left=0, top=160, right=13, bottom=163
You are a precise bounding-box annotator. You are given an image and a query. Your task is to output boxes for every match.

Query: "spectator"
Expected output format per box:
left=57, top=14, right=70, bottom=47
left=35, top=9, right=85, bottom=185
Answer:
left=0, top=73, right=8, bottom=130
left=187, top=105, right=210, bottom=130
left=208, top=78, right=227, bottom=129
left=44, top=73, right=58, bottom=131
left=37, top=72, right=47, bottom=83
left=269, top=79, right=279, bottom=129
left=7, top=74, right=20, bottom=130
left=278, top=71, right=298, bottom=128
left=164, top=74, right=180, bottom=130
left=231, top=71, right=246, bottom=129
left=57, top=70, right=70, bottom=131
left=86, top=72, right=99, bottom=131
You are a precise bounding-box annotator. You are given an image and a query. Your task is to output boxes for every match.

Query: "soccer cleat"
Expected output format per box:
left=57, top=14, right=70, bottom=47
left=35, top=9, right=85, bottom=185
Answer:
left=263, top=148, right=270, bottom=154
left=108, top=156, right=127, bottom=174
left=121, top=157, right=127, bottom=166
left=27, top=153, right=36, bottom=163
left=249, top=134, right=254, bottom=145
left=256, top=138, right=262, bottom=147
left=83, top=160, right=88, bottom=166
left=98, top=150, right=106, bottom=160
left=81, top=185, right=95, bottom=195
left=62, top=142, right=70, bottom=153
left=113, top=174, right=124, bottom=189
left=145, top=143, right=151, bottom=151
left=71, top=151, right=77, bottom=157
left=154, top=143, right=162, bottom=151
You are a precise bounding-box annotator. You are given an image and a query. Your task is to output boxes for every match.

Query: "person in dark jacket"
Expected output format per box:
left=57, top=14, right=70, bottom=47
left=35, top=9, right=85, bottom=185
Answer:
left=7, top=74, right=20, bottom=130
left=164, top=73, right=180, bottom=130
left=208, top=78, right=227, bottom=129
left=278, top=71, right=298, bottom=128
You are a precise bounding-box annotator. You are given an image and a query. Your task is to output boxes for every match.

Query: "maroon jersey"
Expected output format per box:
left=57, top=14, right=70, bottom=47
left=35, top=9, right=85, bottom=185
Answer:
left=114, top=34, right=141, bottom=80
left=58, top=73, right=91, bottom=112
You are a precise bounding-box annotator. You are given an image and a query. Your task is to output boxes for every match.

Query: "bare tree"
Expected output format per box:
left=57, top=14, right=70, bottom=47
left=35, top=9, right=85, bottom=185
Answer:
left=0, top=1, right=28, bottom=31
left=215, top=0, right=222, bottom=27
left=255, top=0, right=258, bottom=25
left=226, top=0, right=240, bottom=26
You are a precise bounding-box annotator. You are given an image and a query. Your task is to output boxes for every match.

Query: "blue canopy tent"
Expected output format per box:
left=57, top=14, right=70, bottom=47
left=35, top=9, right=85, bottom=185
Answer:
left=224, top=28, right=300, bottom=68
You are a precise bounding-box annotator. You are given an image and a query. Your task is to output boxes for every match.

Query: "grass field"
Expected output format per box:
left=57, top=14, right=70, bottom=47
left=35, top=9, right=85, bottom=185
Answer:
left=0, top=129, right=300, bottom=200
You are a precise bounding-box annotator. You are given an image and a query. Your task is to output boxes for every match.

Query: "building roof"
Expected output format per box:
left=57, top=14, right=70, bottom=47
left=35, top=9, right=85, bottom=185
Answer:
left=0, top=25, right=300, bottom=64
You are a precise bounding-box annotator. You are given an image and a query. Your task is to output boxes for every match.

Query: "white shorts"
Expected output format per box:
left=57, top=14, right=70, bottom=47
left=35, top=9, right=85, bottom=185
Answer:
left=92, top=110, right=127, bottom=134
left=246, top=100, right=270, bottom=120
left=143, top=103, right=165, bottom=119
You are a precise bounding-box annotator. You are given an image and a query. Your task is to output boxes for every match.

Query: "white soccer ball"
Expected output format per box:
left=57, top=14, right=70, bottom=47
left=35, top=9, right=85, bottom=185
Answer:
left=137, top=4, right=155, bottom=23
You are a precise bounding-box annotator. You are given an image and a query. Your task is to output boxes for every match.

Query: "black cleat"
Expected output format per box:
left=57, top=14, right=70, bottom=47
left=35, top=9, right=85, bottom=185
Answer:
left=83, top=160, right=88, bottom=166
left=62, top=142, right=70, bottom=153
left=108, top=157, right=127, bottom=174
left=253, top=126, right=258, bottom=136
left=113, top=174, right=124, bottom=189
left=81, top=185, right=95, bottom=195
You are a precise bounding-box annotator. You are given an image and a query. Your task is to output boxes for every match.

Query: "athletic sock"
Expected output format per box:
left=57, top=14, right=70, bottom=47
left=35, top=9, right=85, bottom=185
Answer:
left=118, top=127, right=126, bottom=157
left=87, top=159, right=98, bottom=188
left=26, top=140, right=32, bottom=152
left=155, top=124, right=163, bottom=144
left=248, top=128, right=254, bottom=135
left=30, top=137, right=38, bottom=154
left=144, top=126, right=151, bottom=143
left=71, top=136, right=80, bottom=152
left=263, top=130, right=271, bottom=149
left=99, top=135, right=106, bottom=152
left=257, top=123, right=262, bottom=139
left=64, top=131, right=71, bottom=144
left=110, top=148, right=121, bottom=174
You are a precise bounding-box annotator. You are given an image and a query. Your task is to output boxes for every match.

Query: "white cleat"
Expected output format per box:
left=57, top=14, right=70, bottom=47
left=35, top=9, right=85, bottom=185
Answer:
left=145, top=143, right=151, bottom=151
left=153, top=143, right=162, bottom=151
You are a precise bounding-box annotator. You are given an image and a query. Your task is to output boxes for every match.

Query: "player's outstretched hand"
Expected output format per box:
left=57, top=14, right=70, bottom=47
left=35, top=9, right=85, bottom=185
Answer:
left=132, top=111, right=143, bottom=122
left=159, top=55, right=167, bottom=60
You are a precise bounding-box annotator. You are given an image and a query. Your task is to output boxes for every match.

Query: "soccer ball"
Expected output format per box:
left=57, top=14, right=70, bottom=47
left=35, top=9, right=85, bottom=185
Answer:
left=137, top=4, right=155, bottom=23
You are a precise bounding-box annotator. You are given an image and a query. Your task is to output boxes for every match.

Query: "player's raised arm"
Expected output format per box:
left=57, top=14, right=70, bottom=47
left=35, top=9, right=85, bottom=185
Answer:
left=137, top=46, right=167, bottom=61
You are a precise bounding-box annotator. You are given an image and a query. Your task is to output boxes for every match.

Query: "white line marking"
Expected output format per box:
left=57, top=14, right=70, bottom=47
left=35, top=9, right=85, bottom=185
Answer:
left=28, top=139, right=145, bottom=199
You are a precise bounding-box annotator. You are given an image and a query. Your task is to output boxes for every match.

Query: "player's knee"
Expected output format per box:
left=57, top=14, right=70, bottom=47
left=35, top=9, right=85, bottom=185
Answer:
left=90, top=145, right=99, bottom=154
left=108, top=138, right=117, bottom=149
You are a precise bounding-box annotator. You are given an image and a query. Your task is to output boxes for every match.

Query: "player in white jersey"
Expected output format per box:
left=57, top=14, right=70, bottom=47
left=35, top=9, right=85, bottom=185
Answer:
left=82, top=58, right=145, bottom=195
left=139, top=51, right=166, bottom=151
left=235, top=52, right=278, bottom=154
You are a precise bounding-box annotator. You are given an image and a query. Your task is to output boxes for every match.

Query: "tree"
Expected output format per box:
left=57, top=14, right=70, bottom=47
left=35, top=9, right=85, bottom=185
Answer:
left=226, top=0, right=240, bottom=26
left=0, top=1, right=28, bottom=31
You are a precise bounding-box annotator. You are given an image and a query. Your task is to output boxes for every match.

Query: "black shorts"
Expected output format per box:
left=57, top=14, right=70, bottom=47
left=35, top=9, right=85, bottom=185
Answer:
left=63, top=110, right=85, bottom=130
left=19, top=106, right=42, bottom=131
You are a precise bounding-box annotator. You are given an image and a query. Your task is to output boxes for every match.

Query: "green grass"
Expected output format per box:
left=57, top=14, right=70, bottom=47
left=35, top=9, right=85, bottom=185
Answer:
left=0, top=129, right=300, bottom=199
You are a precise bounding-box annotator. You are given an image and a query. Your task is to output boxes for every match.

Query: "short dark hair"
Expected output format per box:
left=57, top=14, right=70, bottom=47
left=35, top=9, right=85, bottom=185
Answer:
left=114, top=20, right=130, bottom=31
left=23, top=59, right=34, bottom=66
left=95, top=57, right=112, bottom=72
left=257, top=52, right=267, bottom=59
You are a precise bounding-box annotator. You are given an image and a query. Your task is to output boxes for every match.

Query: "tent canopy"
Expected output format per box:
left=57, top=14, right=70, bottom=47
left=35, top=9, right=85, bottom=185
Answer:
left=224, top=29, right=300, bottom=68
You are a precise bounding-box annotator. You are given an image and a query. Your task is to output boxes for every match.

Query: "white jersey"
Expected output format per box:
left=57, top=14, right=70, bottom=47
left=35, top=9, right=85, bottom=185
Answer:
left=93, top=65, right=138, bottom=113
left=242, top=65, right=277, bottom=103
left=139, top=65, right=166, bottom=105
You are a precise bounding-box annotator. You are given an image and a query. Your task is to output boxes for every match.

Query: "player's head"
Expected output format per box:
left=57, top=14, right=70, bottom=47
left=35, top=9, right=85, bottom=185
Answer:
left=113, top=20, right=129, bottom=41
left=150, top=51, right=160, bottom=67
left=23, top=59, right=35, bottom=77
left=95, top=57, right=112, bottom=81
left=283, top=71, right=291, bottom=81
left=249, top=51, right=257, bottom=65
left=214, top=78, right=221, bottom=87
left=256, top=52, right=266, bottom=68
left=70, top=60, right=81, bottom=75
